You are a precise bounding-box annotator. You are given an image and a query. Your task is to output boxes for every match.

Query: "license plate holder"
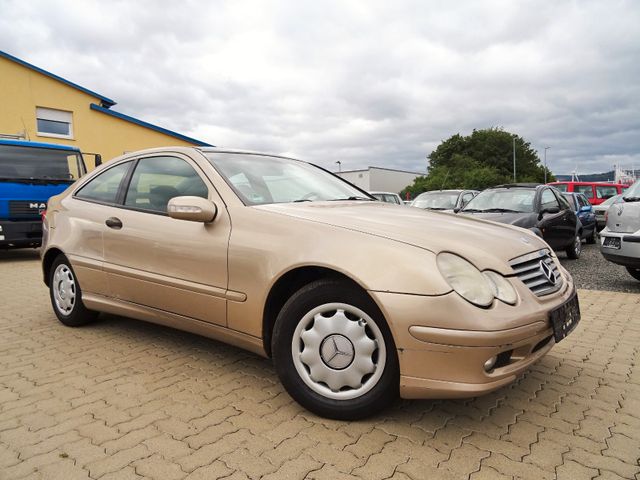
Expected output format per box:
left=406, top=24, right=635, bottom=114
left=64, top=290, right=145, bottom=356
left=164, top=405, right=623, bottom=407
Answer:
left=549, top=292, right=581, bottom=343
left=602, top=236, right=621, bottom=249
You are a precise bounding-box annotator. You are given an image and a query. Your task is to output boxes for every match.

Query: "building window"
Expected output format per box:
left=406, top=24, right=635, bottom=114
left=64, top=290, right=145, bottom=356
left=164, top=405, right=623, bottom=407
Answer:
left=36, top=107, right=73, bottom=139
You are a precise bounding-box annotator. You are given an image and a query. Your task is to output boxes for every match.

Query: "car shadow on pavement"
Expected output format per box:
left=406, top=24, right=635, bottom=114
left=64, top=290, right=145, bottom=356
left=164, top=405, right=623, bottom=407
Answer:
left=0, top=248, right=41, bottom=263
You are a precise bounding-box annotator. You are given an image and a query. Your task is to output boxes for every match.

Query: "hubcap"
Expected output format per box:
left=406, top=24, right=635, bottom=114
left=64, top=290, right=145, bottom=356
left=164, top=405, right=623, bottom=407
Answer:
left=575, top=236, right=581, bottom=254
left=53, top=264, right=76, bottom=315
left=291, top=303, right=386, bottom=400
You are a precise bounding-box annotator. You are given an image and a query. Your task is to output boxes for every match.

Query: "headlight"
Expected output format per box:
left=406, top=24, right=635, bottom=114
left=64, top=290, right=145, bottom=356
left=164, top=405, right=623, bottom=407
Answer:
left=483, top=271, right=518, bottom=305
left=436, top=253, right=494, bottom=307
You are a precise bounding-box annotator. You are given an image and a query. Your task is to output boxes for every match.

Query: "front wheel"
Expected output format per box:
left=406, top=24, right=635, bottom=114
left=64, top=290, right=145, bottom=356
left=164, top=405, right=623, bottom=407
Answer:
left=626, top=267, right=640, bottom=282
left=272, top=279, right=399, bottom=420
left=565, top=234, right=582, bottom=259
left=49, top=255, right=98, bottom=327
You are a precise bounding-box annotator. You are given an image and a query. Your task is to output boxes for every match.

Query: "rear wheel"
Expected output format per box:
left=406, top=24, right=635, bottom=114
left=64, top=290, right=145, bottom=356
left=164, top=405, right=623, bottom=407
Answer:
left=49, top=255, right=98, bottom=327
left=566, top=234, right=582, bottom=259
left=586, top=227, right=597, bottom=244
left=626, top=267, right=640, bottom=282
left=272, top=279, right=399, bottom=420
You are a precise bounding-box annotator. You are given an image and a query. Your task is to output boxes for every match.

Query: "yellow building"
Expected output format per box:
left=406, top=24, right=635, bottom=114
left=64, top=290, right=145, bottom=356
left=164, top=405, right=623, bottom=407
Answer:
left=0, top=50, right=211, bottom=169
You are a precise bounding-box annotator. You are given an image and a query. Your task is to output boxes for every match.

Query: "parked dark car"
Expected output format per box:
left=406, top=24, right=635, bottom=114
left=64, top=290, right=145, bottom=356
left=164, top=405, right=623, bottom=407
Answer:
left=562, top=192, right=597, bottom=244
left=410, top=189, right=478, bottom=212
left=458, top=184, right=582, bottom=259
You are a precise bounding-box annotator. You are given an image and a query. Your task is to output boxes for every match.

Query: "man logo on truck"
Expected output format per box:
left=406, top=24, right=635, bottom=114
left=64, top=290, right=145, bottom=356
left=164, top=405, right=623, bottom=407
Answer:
left=30, top=202, right=47, bottom=210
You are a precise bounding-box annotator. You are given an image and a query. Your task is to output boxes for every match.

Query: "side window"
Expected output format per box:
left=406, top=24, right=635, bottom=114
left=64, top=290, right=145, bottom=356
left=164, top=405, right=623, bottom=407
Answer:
left=574, top=185, right=594, bottom=198
left=541, top=189, right=560, bottom=211
left=75, top=162, right=131, bottom=204
left=596, top=185, right=617, bottom=199
left=556, top=191, right=571, bottom=210
left=124, top=157, right=208, bottom=213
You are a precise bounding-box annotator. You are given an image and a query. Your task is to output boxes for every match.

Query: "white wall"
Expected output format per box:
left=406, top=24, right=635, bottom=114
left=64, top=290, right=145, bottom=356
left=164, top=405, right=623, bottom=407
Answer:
left=368, top=168, right=422, bottom=193
left=337, top=170, right=371, bottom=190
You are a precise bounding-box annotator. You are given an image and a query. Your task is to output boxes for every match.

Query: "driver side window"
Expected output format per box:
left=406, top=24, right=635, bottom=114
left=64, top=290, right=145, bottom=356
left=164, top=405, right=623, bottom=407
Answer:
left=124, top=157, right=208, bottom=213
left=540, top=189, right=560, bottom=211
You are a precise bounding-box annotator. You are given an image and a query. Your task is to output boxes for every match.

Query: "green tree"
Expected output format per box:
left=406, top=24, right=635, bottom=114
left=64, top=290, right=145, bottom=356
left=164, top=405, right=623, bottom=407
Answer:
left=402, top=128, right=554, bottom=198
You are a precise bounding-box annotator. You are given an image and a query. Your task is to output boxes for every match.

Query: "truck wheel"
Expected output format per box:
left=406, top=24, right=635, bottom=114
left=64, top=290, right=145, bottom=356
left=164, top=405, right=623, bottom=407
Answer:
left=626, top=267, right=640, bottom=282
left=271, top=279, right=399, bottom=420
left=49, top=255, right=98, bottom=327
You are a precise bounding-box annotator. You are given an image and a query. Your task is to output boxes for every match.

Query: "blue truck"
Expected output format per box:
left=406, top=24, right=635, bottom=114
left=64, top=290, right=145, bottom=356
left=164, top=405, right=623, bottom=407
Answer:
left=0, top=138, right=97, bottom=249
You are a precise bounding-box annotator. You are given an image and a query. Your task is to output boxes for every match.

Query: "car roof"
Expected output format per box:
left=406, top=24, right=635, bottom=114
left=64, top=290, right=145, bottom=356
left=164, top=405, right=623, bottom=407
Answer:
left=493, top=183, right=542, bottom=189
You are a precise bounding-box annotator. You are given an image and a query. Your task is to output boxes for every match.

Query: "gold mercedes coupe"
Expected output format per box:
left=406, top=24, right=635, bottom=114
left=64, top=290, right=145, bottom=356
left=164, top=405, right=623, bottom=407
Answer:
left=41, top=147, right=580, bottom=419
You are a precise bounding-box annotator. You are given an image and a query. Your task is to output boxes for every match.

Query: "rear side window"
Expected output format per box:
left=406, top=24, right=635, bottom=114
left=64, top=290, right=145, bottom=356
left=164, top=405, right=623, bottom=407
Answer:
left=75, top=162, right=131, bottom=204
left=573, top=185, right=594, bottom=198
left=124, top=156, right=208, bottom=213
left=596, top=185, right=617, bottom=200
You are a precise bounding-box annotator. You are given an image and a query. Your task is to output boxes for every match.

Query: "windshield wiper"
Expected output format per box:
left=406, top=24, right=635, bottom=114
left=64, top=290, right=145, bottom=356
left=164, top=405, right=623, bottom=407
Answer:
left=623, top=196, right=640, bottom=202
left=480, top=208, right=522, bottom=213
left=292, top=199, right=312, bottom=202
left=328, top=196, right=374, bottom=201
left=460, top=208, right=483, bottom=212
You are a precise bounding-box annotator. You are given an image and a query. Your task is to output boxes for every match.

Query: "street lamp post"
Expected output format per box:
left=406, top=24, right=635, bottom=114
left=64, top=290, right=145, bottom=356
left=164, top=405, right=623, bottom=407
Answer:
left=513, top=136, right=516, bottom=182
left=336, top=160, right=342, bottom=172
left=544, top=147, right=551, bottom=184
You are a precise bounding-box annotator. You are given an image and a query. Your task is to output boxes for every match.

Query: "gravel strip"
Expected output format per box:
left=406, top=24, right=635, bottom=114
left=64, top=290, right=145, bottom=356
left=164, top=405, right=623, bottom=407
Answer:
left=558, top=242, right=640, bottom=293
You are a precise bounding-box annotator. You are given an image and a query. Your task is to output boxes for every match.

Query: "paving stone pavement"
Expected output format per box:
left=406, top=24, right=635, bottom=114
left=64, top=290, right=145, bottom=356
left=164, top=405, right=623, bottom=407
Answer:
left=1, top=249, right=639, bottom=480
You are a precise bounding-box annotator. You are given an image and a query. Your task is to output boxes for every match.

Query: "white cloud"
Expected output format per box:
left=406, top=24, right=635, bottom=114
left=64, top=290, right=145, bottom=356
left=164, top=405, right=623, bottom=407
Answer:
left=1, top=0, right=638, bottom=175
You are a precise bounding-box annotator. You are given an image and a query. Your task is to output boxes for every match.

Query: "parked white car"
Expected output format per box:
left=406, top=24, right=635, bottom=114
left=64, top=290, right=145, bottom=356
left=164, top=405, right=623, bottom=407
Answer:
left=600, top=180, right=640, bottom=281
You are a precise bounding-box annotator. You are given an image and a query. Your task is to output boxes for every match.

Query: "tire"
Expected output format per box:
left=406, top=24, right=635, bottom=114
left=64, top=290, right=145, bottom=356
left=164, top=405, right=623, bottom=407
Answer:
left=271, top=279, right=399, bottom=420
left=49, top=255, right=98, bottom=327
left=626, top=267, right=640, bottom=282
left=565, top=234, right=582, bottom=259
left=586, top=227, right=597, bottom=245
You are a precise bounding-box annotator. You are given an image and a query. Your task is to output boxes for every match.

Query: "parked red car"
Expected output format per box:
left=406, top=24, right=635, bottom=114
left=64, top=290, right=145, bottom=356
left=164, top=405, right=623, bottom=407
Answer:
left=548, top=182, right=629, bottom=205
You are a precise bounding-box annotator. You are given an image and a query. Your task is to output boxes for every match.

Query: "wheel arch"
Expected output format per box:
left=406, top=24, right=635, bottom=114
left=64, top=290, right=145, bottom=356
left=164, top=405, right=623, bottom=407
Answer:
left=42, top=247, right=65, bottom=286
left=262, top=266, right=378, bottom=357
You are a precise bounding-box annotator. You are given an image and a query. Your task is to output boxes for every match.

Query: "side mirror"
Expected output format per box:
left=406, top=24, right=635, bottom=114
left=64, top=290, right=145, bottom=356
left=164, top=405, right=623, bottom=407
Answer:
left=94, top=154, right=102, bottom=167
left=579, top=205, right=592, bottom=213
left=167, top=196, right=217, bottom=223
left=538, top=206, right=560, bottom=220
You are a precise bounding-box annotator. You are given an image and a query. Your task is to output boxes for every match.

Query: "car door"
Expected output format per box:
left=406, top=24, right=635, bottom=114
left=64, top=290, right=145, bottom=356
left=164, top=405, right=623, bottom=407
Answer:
left=102, top=154, right=231, bottom=326
left=537, top=188, right=571, bottom=249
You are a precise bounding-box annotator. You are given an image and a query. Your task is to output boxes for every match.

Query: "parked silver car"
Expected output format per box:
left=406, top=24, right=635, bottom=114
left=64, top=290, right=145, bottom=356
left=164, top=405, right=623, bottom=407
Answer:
left=593, top=194, right=623, bottom=231
left=600, top=180, right=640, bottom=281
left=411, top=189, right=478, bottom=212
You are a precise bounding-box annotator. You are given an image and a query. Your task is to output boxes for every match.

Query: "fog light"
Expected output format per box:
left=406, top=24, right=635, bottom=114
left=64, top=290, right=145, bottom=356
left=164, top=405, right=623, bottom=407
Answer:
left=483, top=356, right=497, bottom=372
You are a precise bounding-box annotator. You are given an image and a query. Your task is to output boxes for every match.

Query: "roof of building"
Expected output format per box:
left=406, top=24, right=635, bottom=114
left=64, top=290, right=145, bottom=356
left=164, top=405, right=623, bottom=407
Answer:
left=338, top=166, right=425, bottom=175
left=0, top=50, right=116, bottom=107
left=0, top=138, right=80, bottom=152
left=2, top=50, right=212, bottom=146
left=90, top=104, right=212, bottom=147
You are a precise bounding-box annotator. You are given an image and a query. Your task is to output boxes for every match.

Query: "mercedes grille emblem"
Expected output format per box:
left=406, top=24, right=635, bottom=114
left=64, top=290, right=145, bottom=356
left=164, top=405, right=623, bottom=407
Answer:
left=539, top=260, right=557, bottom=285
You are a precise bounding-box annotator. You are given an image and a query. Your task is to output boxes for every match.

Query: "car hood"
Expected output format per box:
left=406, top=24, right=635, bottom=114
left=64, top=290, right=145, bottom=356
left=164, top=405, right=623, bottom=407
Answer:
left=256, top=202, right=548, bottom=273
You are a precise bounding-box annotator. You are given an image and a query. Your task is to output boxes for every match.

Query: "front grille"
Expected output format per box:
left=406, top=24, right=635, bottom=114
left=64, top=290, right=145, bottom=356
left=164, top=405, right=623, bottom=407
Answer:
left=509, top=249, right=563, bottom=296
left=9, top=200, right=46, bottom=219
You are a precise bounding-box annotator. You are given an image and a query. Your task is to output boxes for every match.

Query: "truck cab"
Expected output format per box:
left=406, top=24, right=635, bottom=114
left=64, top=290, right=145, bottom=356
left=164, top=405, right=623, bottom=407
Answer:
left=0, top=139, right=88, bottom=249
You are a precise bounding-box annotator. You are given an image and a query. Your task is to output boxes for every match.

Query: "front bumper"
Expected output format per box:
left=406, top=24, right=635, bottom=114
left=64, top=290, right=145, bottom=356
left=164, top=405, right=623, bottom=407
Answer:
left=0, top=220, right=42, bottom=248
left=600, top=230, right=640, bottom=268
left=370, top=268, right=576, bottom=399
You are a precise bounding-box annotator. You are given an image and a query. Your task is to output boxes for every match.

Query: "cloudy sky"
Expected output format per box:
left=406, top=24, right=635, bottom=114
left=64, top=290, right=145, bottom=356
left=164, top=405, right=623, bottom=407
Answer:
left=1, top=0, right=639, bottom=175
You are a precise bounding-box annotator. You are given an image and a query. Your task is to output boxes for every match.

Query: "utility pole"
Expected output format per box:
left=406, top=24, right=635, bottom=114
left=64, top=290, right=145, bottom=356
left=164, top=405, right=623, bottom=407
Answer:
left=336, top=160, right=342, bottom=172
left=513, top=136, right=516, bottom=182
left=544, top=147, right=551, bottom=183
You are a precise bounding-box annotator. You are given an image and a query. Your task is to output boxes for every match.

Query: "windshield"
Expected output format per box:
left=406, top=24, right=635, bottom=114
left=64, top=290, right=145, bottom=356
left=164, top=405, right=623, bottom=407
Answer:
left=463, top=188, right=536, bottom=213
left=601, top=194, right=621, bottom=207
left=552, top=183, right=568, bottom=192
left=0, top=145, right=85, bottom=181
left=205, top=153, right=371, bottom=205
left=412, top=191, right=459, bottom=209
left=623, top=180, right=640, bottom=200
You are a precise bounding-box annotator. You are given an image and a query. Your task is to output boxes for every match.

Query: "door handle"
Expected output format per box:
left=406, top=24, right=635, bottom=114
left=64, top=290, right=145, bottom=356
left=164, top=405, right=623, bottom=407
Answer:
left=105, top=217, right=123, bottom=229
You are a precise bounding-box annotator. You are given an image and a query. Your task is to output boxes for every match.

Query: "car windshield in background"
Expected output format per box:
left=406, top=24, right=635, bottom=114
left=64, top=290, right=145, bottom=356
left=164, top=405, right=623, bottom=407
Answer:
left=553, top=184, right=568, bottom=192
left=463, top=188, right=536, bottom=213
left=205, top=153, right=370, bottom=205
left=0, top=145, right=84, bottom=181
left=412, top=192, right=459, bottom=209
